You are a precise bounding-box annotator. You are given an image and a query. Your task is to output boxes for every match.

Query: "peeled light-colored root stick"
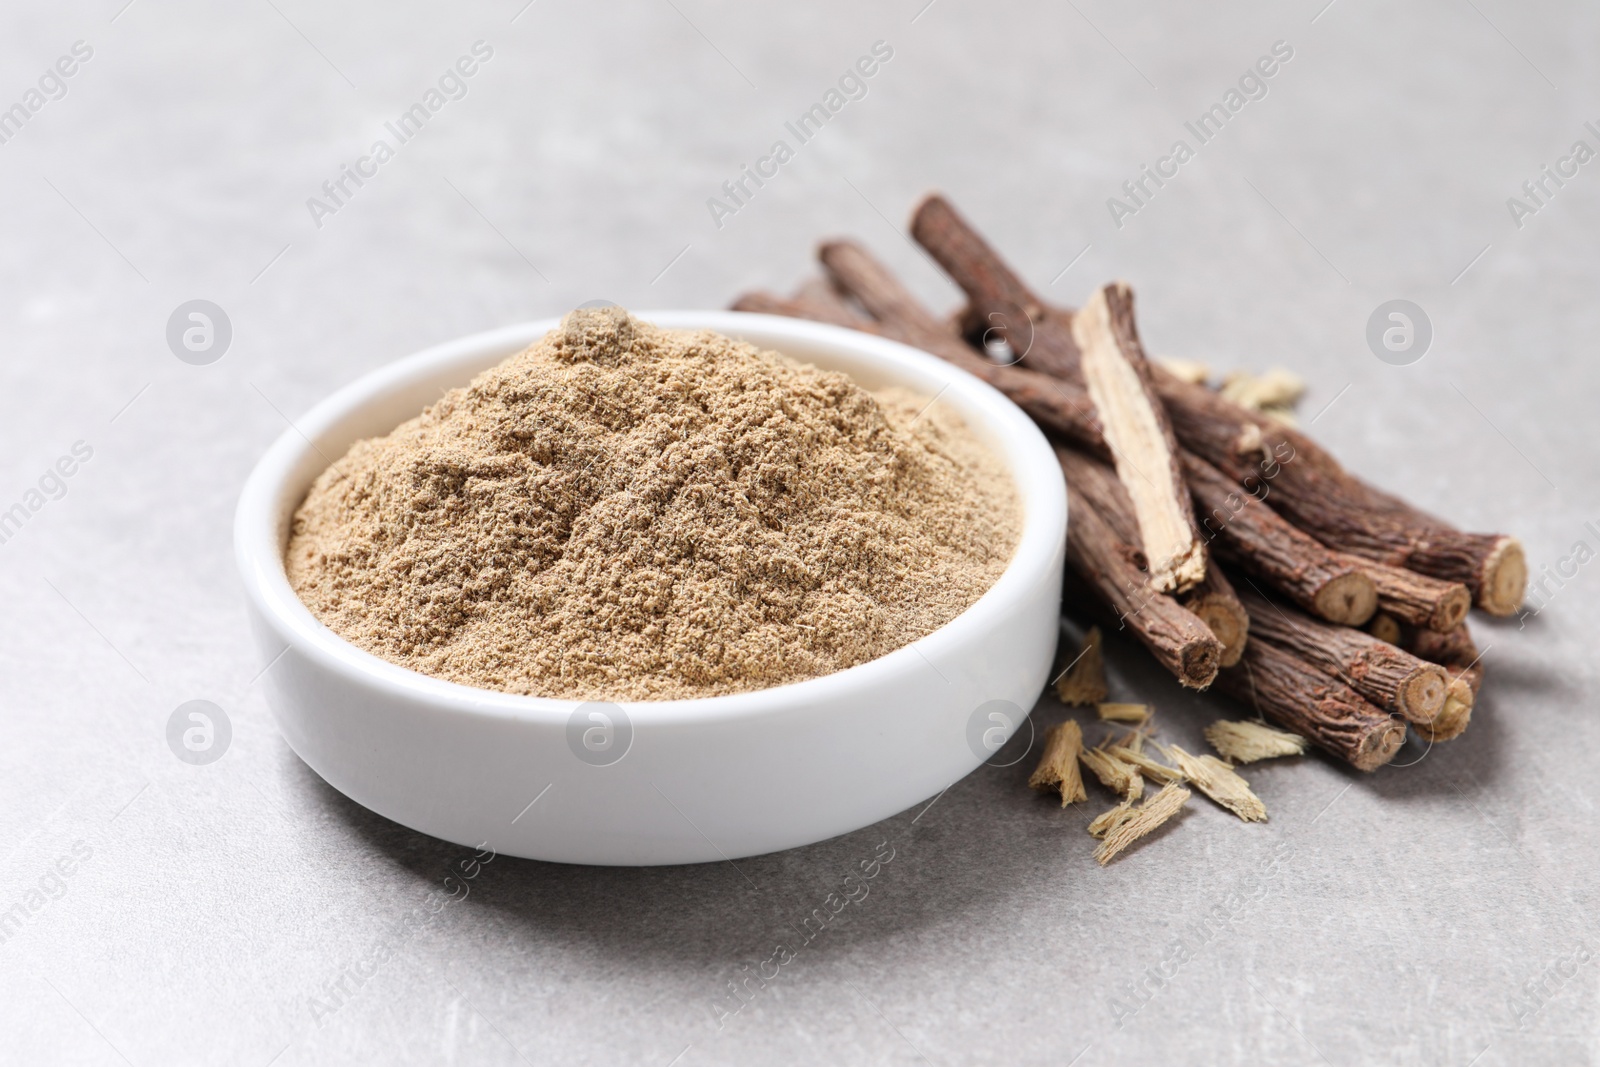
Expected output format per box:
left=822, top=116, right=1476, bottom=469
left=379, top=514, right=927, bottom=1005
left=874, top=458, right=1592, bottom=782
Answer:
left=1211, top=639, right=1406, bottom=772
left=1094, top=782, right=1191, bottom=866
left=1057, top=446, right=1247, bottom=666
left=1072, top=283, right=1207, bottom=596
left=1063, top=487, right=1222, bottom=689
left=1029, top=721, right=1088, bottom=806
left=1235, top=586, right=1449, bottom=726
left=1204, top=720, right=1308, bottom=764
left=1185, top=452, right=1378, bottom=626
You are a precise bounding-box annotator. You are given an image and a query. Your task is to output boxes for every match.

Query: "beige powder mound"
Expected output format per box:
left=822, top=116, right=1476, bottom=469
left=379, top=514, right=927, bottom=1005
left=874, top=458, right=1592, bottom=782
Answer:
left=286, top=307, right=1020, bottom=701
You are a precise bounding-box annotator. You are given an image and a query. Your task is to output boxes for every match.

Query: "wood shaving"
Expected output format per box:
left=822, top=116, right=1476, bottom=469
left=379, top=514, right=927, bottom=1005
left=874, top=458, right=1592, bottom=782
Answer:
left=1028, top=721, right=1087, bottom=806
left=1079, top=746, right=1143, bottom=801
left=1097, top=702, right=1149, bottom=724
left=1108, top=745, right=1184, bottom=785
left=1156, top=357, right=1210, bottom=385
left=1112, top=727, right=1149, bottom=753
left=1219, top=368, right=1306, bottom=415
left=1094, top=783, right=1191, bottom=865
left=1054, top=626, right=1108, bottom=705
left=1204, top=720, right=1309, bottom=764
left=1161, top=744, right=1267, bottom=823
left=1087, top=800, right=1134, bottom=839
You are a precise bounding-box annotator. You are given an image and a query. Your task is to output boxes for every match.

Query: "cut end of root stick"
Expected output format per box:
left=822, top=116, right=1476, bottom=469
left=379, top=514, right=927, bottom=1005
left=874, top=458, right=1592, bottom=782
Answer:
left=1094, top=783, right=1190, bottom=865
left=1430, top=584, right=1473, bottom=633
left=1368, top=613, right=1402, bottom=645
left=1414, top=678, right=1474, bottom=742
left=1400, top=665, right=1451, bottom=726
left=1313, top=572, right=1379, bottom=626
left=1055, top=626, right=1109, bottom=705
left=1479, top=537, right=1528, bottom=616
left=1203, top=720, right=1308, bottom=764
left=1179, top=640, right=1221, bottom=690
left=1353, top=718, right=1410, bottom=771
left=1187, top=593, right=1248, bottom=668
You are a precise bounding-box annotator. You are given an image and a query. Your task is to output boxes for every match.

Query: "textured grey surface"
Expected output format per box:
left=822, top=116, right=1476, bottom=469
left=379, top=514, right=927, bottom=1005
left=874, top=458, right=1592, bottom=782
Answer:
left=1, top=0, right=1596, bottom=1064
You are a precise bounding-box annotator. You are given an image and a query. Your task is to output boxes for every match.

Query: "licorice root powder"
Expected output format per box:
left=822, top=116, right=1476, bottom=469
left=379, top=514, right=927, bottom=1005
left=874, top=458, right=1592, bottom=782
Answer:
left=286, top=307, right=1020, bottom=701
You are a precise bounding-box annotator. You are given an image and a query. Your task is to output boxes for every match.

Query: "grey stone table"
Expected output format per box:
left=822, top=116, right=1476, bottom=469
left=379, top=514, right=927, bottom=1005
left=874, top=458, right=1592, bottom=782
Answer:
left=1, top=0, right=1595, bottom=1063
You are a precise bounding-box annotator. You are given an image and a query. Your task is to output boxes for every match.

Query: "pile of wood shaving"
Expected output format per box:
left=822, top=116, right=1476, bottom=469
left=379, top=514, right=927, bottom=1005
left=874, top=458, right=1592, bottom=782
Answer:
left=1032, top=628, right=1305, bottom=864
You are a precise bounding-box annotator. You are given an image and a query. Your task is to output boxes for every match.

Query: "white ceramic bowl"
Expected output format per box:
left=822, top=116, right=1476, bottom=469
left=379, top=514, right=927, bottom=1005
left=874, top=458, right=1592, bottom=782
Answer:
left=235, top=311, right=1066, bottom=865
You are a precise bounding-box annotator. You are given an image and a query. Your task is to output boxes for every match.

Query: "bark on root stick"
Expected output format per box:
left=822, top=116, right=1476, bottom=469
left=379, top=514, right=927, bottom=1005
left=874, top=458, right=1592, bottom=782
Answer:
left=1211, top=639, right=1406, bottom=772
left=1057, top=445, right=1247, bottom=666
left=1060, top=483, right=1221, bottom=689
left=730, top=288, right=875, bottom=332
left=908, top=193, right=1082, bottom=379
left=1072, top=282, right=1207, bottom=596
left=1152, top=369, right=1526, bottom=616
left=1396, top=621, right=1484, bottom=700
left=1234, top=584, right=1449, bottom=726
left=1361, top=559, right=1472, bottom=634
left=1185, top=451, right=1378, bottom=626
left=906, top=191, right=1526, bottom=617
left=794, top=277, right=874, bottom=326
left=805, top=242, right=1110, bottom=456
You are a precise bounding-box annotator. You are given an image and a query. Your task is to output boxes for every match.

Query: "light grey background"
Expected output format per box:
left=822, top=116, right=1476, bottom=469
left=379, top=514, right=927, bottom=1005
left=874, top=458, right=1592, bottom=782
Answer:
left=1, top=0, right=1595, bottom=1064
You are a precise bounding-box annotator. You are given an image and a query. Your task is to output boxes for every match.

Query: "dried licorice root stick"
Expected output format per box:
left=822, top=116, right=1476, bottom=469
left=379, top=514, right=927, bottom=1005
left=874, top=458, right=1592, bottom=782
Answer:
left=1185, top=452, right=1378, bottom=626
left=1362, top=559, right=1472, bottom=634
left=1061, top=481, right=1222, bottom=689
left=907, top=191, right=1526, bottom=617
left=908, top=193, right=1082, bottom=379
left=794, top=242, right=1112, bottom=456
left=795, top=276, right=875, bottom=326
left=730, top=288, right=874, bottom=332
left=1234, top=585, right=1449, bottom=726
left=1152, top=369, right=1527, bottom=616
left=1391, top=621, right=1483, bottom=742
left=895, top=208, right=1210, bottom=599
left=1057, top=446, right=1247, bottom=666
left=1212, top=639, right=1407, bottom=771
left=1072, top=283, right=1207, bottom=596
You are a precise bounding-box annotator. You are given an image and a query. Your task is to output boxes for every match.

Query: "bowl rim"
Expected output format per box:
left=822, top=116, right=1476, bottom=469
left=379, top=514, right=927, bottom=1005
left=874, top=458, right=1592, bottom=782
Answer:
left=233, top=310, right=1067, bottom=727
